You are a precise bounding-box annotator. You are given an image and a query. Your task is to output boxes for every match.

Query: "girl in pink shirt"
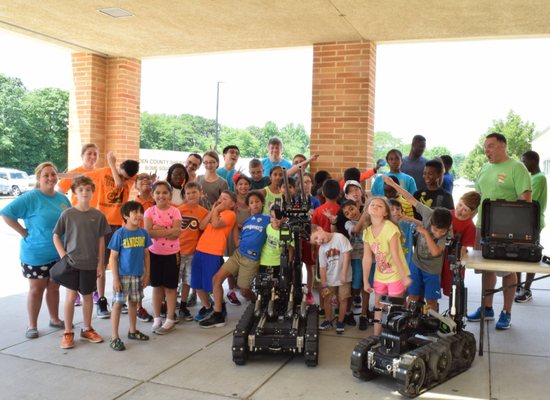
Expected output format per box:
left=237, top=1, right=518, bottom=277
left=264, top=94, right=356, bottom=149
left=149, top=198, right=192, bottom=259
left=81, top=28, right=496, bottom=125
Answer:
left=144, top=181, right=181, bottom=334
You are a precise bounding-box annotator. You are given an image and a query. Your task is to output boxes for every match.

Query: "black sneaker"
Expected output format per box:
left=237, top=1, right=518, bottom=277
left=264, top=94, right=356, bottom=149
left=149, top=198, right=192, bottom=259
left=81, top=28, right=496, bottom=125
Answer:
left=344, top=312, right=356, bottom=326
left=121, top=303, right=128, bottom=314
left=199, top=312, right=226, bottom=328
left=179, top=304, right=193, bottom=321
left=319, top=308, right=326, bottom=318
left=97, top=297, right=111, bottom=319
left=359, top=315, right=368, bottom=331
left=194, top=306, right=213, bottom=321
left=353, top=295, right=362, bottom=308
left=514, top=289, right=533, bottom=303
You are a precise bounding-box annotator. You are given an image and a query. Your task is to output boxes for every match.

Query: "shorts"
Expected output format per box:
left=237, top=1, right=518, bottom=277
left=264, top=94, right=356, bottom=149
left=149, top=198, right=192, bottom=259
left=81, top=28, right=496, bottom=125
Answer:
left=373, top=279, right=406, bottom=297
left=351, top=259, right=363, bottom=289
left=50, top=260, right=97, bottom=295
left=21, top=260, right=56, bottom=280
left=322, top=282, right=351, bottom=301
left=301, top=240, right=315, bottom=265
left=408, top=261, right=441, bottom=300
left=474, top=228, right=512, bottom=277
left=104, top=225, right=120, bottom=266
left=150, top=252, right=179, bottom=289
left=222, top=250, right=260, bottom=289
left=179, top=254, right=194, bottom=286
left=113, top=275, right=143, bottom=304
left=190, top=250, right=224, bottom=292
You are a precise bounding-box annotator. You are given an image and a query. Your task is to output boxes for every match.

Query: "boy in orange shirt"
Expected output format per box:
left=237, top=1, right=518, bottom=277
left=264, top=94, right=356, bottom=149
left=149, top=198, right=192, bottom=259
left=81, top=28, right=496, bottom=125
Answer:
left=190, top=190, right=237, bottom=321
left=177, top=182, right=209, bottom=320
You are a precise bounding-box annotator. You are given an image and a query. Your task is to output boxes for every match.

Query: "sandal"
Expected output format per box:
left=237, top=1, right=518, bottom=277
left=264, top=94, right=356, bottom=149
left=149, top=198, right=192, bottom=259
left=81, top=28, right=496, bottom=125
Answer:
left=109, top=337, right=126, bottom=351
left=128, top=330, right=150, bottom=341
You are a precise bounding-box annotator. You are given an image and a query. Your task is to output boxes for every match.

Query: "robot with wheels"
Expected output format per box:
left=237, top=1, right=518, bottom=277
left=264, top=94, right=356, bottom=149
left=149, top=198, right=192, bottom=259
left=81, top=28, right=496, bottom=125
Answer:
left=232, top=168, right=319, bottom=367
left=350, top=235, right=476, bottom=397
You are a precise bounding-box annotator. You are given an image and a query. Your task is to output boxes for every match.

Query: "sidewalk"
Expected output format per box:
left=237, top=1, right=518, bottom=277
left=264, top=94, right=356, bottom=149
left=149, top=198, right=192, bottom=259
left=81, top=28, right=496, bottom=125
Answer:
left=2, top=268, right=550, bottom=400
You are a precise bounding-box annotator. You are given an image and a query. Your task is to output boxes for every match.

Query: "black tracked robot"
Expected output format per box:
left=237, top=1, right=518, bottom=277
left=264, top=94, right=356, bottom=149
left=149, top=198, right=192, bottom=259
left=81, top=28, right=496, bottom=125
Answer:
left=350, top=236, right=476, bottom=397
left=232, top=168, right=319, bottom=366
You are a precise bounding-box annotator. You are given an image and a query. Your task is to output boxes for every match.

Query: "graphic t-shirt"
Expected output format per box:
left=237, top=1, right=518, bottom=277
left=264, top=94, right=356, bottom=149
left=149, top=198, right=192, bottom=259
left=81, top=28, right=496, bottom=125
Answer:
left=85, top=167, right=133, bottom=225
left=260, top=224, right=293, bottom=266
left=108, top=227, right=152, bottom=276
left=239, top=213, right=271, bottom=261
left=311, top=202, right=340, bottom=233
left=58, top=166, right=99, bottom=206
left=144, top=206, right=181, bottom=255
left=318, top=233, right=353, bottom=286
left=263, top=186, right=283, bottom=215
left=177, top=203, right=209, bottom=255
left=413, top=187, right=455, bottom=220
left=196, top=209, right=237, bottom=256
left=345, top=220, right=364, bottom=260
left=363, top=220, right=410, bottom=284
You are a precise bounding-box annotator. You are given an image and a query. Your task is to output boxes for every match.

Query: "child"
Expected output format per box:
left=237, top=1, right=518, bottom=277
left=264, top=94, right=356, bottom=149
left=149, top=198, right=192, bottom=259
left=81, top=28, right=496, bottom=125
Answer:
left=362, top=196, right=412, bottom=336
left=371, top=149, right=417, bottom=196
left=341, top=200, right=371, bottom=330
left=413, top=159, right=454, bottom=219
left=108, top=201, right=152, bottom=351
left=217, top=145, right=240, bottom=191
left=383, top=175, right=453, bottom=311
left=190, top=190, right=237, bottom=321
left=440, top=191, right=480, bottom=297
left=440, top=155, right=454, bottom=195
left=300, top=172, right=320, bottom=304
left=144, top=181, right=182, bottom=334
left=248, top=158, right=270, bottom=190
left=176, top=182, right=209, bottom=319
left=311, top=224, right=353, bottom=334
left=261, top=137, right=292, bottom=177
left=388, top=199, right=415, bottom=267
left=384, top=175, right=414, bottom=218
left=198, top=151, right=229, bottom=210
left=261, top=166, right=284, bottom=215
left=200, top=191, right=271, bottom=328
left=166, top=163, right=189, bottom=206
left=52, top=176, right=111, bottom=349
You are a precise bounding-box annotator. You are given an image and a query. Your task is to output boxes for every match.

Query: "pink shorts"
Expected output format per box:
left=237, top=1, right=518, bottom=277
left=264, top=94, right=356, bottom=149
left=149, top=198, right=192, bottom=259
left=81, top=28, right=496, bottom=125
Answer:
left=373, top=279, right=405, bottom=297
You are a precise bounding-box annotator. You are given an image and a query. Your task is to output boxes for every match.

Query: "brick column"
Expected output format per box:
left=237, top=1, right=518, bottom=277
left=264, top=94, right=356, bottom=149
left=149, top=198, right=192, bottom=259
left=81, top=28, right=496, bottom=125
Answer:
left=310, top=41, right=376, bottom=181
left=69, top=54, right=140, bottom=168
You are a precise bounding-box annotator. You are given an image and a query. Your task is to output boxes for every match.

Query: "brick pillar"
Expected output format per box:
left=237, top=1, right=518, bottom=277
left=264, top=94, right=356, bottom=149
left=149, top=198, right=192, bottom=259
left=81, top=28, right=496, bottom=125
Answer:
left=69, top=54, right=140, bottom=168
left=310, top=41, right=376, bottom=182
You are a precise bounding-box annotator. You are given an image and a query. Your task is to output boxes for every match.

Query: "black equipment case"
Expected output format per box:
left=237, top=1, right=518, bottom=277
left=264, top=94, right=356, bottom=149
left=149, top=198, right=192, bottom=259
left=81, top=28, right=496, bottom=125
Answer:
left=480, top=199, right=543, bottom=262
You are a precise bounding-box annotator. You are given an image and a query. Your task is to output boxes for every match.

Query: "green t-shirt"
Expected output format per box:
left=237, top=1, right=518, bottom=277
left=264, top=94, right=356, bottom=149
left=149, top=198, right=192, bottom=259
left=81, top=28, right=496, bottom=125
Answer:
left=475, top=158, right=531, bottom=227
left=259, top=224, right=291, bottom=266
left=532, top=172, right=547, bottom=230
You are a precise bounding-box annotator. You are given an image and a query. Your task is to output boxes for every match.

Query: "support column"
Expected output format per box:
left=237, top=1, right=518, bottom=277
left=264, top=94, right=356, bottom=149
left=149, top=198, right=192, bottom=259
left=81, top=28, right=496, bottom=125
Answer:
left=310, top=41, right=376, bottom=180
left=69, top=53, right=140, bottom=168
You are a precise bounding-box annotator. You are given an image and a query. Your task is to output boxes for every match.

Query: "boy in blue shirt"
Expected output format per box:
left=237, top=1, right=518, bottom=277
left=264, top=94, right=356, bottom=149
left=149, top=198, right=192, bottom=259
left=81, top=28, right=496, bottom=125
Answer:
left=200, top=191, right=270, bottom=328
left=107, top=201, right=153, bottom=351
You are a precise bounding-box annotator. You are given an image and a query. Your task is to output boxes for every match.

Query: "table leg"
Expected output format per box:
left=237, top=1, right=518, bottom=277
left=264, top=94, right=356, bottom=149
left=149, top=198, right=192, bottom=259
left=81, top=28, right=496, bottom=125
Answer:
left=479, top=270, right=485, bottom=356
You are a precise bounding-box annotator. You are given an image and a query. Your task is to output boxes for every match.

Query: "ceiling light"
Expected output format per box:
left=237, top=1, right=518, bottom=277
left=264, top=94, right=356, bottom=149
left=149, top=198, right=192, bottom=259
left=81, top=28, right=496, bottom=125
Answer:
left=97, top=8, right=134, bottom=18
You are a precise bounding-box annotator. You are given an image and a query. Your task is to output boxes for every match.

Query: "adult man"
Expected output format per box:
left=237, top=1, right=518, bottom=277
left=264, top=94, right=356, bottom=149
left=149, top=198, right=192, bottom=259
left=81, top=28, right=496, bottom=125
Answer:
left=401, top=135, right=428, bottom=189
left=467, top=132, right=531, bottom=330
left=185, top=153, right=202, bottom=182
left=261, top=137, right=292, bottom=177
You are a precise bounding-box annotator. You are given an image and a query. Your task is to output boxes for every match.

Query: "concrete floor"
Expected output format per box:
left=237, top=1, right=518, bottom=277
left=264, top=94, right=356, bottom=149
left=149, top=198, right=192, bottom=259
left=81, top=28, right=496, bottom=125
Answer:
left=2, top=267, right=550, bottom=400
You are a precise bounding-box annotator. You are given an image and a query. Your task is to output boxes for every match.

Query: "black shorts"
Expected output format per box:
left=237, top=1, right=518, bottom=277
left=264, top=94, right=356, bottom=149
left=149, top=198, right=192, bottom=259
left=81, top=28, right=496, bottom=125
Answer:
left=150, top=252, right=179, bottom=289
left=50, top=257, right=97, bottom=295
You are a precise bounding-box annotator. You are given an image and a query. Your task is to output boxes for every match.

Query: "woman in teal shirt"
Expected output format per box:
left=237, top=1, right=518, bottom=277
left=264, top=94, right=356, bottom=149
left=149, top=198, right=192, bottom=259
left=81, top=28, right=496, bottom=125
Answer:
left=1, top=162, right=71, bottom=339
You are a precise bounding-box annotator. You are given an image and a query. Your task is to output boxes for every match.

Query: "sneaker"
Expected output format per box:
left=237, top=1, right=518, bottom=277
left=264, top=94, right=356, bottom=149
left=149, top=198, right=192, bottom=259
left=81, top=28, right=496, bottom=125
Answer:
left=187, top=291, right=197, bottom=307
left=306, top=292, right=315, bottom=305
left=515, top=289, right=533, bottom=303
left=226, top=290, right=241, bottom=306
left=110, top=337, right=126, bottom=351
left=496, top=311, right=512, bottom=330
left=137, top=307, right=153, bottom=322
left=152, top=319, right=162, bottom=333
left=93, top=291, right=100, bottom=304
left=319, top=320, right=333, bottom=330
left=154, top=323, right=175, bottom=335
left=199, top=312, right=226, bottom=328
left=344, top=312, right=357, bottom=326
left=179, top=304, right=194, bottom=321
left=160, top=301, right=167, bottom=318
left=61, top=332, right=75, bottom=349
left=353, top=295, right=362, bottom=308
left=25, top=328, right=39, bottom=339
left=336, top=321, right=345, bottom=334
left=208, top=293, right=215, bottom=306
left=194, top=306, right=213, bottom=322
left=172, top=314, right=181, bottom=325
left=319, top=308, right=326, bottom=318
left=97, top=297, right=111, bottom=319
left=359, top=315, right=369, bottom=331
left=467, top=306, right=495, bottom=322
left=80, top=328, right=104, bottom=343
left=74, top=294, right=82, bottom=307
left=121, top=303, right=128, bottom=314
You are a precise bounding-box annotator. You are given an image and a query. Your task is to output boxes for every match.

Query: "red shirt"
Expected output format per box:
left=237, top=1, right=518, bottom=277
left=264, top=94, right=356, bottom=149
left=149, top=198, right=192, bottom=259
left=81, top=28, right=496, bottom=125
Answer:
left=311, top=202, right=340, bottom=233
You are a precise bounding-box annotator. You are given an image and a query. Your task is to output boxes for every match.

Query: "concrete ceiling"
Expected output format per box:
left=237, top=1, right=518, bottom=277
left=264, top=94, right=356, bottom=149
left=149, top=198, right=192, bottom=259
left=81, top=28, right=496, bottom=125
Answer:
left=1, top=0, right=550, bottom=58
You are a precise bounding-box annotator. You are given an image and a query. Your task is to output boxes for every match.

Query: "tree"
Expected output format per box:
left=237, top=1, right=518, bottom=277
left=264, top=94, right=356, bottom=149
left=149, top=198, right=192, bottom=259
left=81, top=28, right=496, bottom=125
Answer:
left=0, top=74, right=27, bottom=169
left=373, top=131, right=405, bottom=161
left=460, top=110, right=535, bottom=181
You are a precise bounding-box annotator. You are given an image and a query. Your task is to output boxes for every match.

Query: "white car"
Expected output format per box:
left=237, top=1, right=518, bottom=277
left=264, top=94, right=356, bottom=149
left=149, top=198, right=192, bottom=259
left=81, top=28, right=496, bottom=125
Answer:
left=0, top=168, right=34, bottom=196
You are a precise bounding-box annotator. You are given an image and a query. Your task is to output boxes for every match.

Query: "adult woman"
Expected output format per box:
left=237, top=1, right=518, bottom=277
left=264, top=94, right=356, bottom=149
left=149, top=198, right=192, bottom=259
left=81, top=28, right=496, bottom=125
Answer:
left=1, top=162, right=71, bottom=338
left=58, top=143, right=99, bottom=205
left=166, top=163, right=189, bottom=205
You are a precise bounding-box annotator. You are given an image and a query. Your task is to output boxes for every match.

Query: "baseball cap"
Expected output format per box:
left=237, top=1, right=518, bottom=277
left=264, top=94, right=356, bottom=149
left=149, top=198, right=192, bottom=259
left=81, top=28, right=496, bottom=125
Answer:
left=344, top=180, right=362, bottom=194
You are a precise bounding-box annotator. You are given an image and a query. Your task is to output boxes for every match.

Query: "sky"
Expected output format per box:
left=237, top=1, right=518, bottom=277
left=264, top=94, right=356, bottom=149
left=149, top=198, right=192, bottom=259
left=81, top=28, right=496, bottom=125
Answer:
left=1, top=28, right=550, bottom=155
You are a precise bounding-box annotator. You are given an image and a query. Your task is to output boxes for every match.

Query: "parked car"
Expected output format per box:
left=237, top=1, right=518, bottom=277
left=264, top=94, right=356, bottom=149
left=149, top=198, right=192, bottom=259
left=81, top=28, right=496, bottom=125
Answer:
left=0, top=176, right=10, bottom=195
left=0, top=168, right=34, bottom=196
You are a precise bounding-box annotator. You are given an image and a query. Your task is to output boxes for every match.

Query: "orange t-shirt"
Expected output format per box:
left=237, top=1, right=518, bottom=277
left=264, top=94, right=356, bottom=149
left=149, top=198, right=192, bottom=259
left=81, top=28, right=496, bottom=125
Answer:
left=85, top=167, right=132, bottom=226
left=177, top=203, right=209, bottom=255
left=58, top=166, right=99, bottom=206
left=195, top=209, right=236, bottom=256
